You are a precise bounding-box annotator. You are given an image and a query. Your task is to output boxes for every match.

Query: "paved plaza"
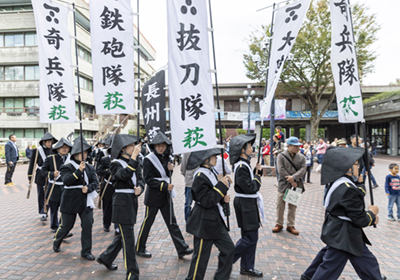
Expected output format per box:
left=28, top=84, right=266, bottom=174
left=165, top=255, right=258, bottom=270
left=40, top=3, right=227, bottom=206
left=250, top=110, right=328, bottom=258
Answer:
left=0, top=155, right=399, bottom=280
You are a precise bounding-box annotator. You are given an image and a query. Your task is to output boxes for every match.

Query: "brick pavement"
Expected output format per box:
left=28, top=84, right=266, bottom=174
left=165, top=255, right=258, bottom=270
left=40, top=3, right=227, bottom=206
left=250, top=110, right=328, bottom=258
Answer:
left=0, top=155, right=399, bottom=279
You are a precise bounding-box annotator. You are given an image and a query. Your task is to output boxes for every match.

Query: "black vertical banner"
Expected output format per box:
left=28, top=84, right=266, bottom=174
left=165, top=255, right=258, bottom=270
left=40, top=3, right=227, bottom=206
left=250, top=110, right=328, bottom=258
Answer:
left=141, top=70, right=166, bottom=141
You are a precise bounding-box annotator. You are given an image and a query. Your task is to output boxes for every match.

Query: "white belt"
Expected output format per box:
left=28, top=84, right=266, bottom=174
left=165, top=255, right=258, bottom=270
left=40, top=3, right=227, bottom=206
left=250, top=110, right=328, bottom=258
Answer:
left=104, top=178, right=113, bottom=185
left=48, top=180, right=63, bottom=185
left=338, top=216, right=352, bottom=222
left=235, top=192, right=265, bottom=222
left=37, top=166, right=42, bottom=170
left=197, top=201, right=225, bottom=221
left=64, top=185, right=83, bottom=189
left=115, top=189, right=135, bottom=194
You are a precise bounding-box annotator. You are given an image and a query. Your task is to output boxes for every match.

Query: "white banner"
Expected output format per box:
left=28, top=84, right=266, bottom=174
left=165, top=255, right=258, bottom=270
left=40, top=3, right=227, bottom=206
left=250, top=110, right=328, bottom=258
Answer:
left=242, top=119, right=256, bottom=131
left=90, top=0, right=135, bottom=115
left=261, top=0, right=311, bottom=119
left=330, top=0, right=363, bottom=123
left=167, top=0, right=216, bottom=154
left=33, top=0, right=75, bottom=123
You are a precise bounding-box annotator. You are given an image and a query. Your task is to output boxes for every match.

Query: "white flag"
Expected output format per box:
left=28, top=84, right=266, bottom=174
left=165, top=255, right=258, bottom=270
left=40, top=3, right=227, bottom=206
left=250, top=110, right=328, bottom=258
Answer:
left=261, top=0, right=311, bottom=119
left=330, top=0, right=363, bottom=123
left=32, top=0, right=75, bottom=123
left=90, top=0, right=135, bottom=115
left=167, top=0, right=216, bottom=154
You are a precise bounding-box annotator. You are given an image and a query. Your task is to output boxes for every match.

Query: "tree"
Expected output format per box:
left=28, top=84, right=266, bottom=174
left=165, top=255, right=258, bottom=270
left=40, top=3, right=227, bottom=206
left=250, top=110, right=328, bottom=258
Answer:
left=243, top=0, right=379, bottom=141
left=389, top=78, right=400, bottom=86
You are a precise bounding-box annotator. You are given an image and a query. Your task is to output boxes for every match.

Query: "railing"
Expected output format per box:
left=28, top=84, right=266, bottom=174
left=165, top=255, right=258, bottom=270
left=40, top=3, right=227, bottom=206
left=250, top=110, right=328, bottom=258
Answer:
left=91, top=115, right=117, bottom=143
left=0, top=107, right=40, bottom=116
left=75, top=111, right=98, bottom=121
left=364, top=96, right=400, bottom=116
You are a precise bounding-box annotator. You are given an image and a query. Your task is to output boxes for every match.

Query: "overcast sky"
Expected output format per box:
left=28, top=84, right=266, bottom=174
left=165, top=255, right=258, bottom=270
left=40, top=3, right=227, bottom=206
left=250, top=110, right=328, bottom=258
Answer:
left=132, top=0, right=399, bottom=86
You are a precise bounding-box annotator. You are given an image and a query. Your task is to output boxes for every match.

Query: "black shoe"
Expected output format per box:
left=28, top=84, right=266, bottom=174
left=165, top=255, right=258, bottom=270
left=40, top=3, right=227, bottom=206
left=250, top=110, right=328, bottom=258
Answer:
left=382, top=276, right=387, bottom=280
left=103, top=226, right=110, bottom=232
left=178, top=248, right=194, bottom=259
left=53, top=243, right=60, bottom=253
left=97, top=257, right=118, bottom=271
left=135, top=250, right=152, bottom=258
left=301, top=274, right=312, bottom=280
left=307, top=181, right=312, bottom=184
left=51, top=228, right=57, bottom=233
left=114, top=230, right=120, bottom=236
left=41, top=214, right=47, bottom=221
left=82, top=254, right=95, bottom=261
left=64, top=233, right=73, bottom=239
left=240, top=268, right=263, bottom=277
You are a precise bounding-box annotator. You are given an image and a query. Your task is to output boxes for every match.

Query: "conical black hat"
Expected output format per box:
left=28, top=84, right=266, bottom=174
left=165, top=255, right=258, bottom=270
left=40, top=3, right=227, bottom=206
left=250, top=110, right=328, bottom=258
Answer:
left=229, top=134, right=256, bottom=164
left=187, top=148, right=223, bottom=170
left=52, top=137, right=72, bottom=153
left=104, top=135, right=113, bottom=147
left=321, top=146, right=365, bottom=185
left=110, top=134, right=138, bottom=160
left=149, top=132, right=171, bottom=147
left=39, top=132, right=58, bottom=146
left=70, top=135, right=92, bottom=156
left=95, top=138, right=105, bottom=147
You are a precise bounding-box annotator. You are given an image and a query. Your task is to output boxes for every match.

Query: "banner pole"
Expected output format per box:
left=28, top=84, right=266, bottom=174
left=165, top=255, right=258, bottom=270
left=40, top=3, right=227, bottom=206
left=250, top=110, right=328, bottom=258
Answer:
left=208, top=0, right=229, bottom=231
left=136, top=0, right=141, bottom=143
left=73, top=3, right=84, bottom=160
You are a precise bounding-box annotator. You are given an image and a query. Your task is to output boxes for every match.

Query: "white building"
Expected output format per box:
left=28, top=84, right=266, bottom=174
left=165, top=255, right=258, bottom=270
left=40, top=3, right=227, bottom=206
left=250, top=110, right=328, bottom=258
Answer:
left=0, top=0, right=156, bottom=147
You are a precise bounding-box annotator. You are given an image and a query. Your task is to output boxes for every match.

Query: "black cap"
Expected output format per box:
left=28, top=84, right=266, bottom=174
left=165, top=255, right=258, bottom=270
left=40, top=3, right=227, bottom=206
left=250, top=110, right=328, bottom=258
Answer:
left=321, top=146, right=365, bottom=185
left=187, top=148, right=222, bottom=170
left=52, top=137, right=72, bottom=153
left=229, top=134, right=256, bottom=164
left=110, top=134, right=138, bottom=160
left=39, top=132, right=58, bottom=146
left=70, top=135, right=92, bottom=156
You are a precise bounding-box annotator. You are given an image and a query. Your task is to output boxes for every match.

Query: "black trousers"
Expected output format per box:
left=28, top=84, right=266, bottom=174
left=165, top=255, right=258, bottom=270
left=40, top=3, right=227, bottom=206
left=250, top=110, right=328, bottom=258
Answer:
left=302, top=166, right=311, bottom=182
left=233, top=229, right=259, bottom=270
left=37, top=184, right=45, bottom=215
left=102, top=199, right=112, bottom=227
left=303, top=245, right=382, bottom=280
left=4, top=163, right=16, bottom=184
left=185, top=229, right=235, bottom=280
left=100, top=224, right=139, bottom=280
left=136, top=204, right=188, bottom=255
left=48, top=201, right=60, bottom=229
left=54, top=209, right=93, bottom=256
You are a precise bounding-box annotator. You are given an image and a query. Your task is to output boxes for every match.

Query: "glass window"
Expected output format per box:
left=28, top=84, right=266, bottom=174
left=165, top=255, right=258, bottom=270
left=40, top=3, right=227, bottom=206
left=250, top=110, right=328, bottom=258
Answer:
left=14, top=66, right=23, bottom=80
left=0, top=98, right=3, bottom=108
left=0, top=33, right=3, bottom=47
left=25, top=128, right=34, bottom=138
left=4, top=98, right=14, bottom=113
left=14, top=129, right=23, bottom=138
left=4, top=66, right=13, bottom=80
left=25, top=66, right=39, bottom=80
left=0, top=66, right=3, bottom=80
left=5, top=129, right=14, bottom=138
left=25, top=98, right=35, bottom=107
left=4, top=33, right=14, bottom=47
left=34, top=129, right=45, bottom=138
left=2, top=6, right=12, bottom=11
left=25, top=32, right=37, bottom=46
left=14, top=34, right=23, bottom=46
left=14, top=98, right=23, bottom=112
left=0, top=129, right=3, bottom=138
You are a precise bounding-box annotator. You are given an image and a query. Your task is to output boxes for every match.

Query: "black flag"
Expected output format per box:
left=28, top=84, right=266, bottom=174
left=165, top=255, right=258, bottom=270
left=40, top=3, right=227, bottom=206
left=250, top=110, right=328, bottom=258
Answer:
left=141, top=70, right=166, bottom=142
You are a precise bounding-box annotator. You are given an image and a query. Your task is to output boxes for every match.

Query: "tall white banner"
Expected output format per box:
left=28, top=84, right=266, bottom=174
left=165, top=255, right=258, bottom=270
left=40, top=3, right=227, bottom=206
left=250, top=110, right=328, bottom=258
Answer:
left=260, top=0, right=311, bottom=118
left=32, top=0, right=75, bottom=123
left=167, top=0, right=216, bottom=154
left=330, top=0, right=363, bottom=123
left=90, top=0, right=135, bottom=115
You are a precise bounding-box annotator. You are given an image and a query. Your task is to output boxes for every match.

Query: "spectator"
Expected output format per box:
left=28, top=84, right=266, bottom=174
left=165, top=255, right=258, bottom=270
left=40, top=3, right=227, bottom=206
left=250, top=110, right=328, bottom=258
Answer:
left=275, top=126, right=285, bottom=143
left=272, top=137, right=306, bottom=235
left=362, top=145, right=379, bottom=189
left=5, top=134, right=19, bottom=186
left=337, top=138, right=348, bottom=147
left=385, top=163, right=400, bottom=222
left=25, top=145, right=33, bottom=159
left=331, top=138, right=338, bottom=147
left=371, top=141, right=378, bottom=157
left=326, top=141, right=331, bottom=146
left=262, top=140, right=271, bottom=166
left=316, top=138, right=327, bottom=165
left=301, top=143, right=313, bottom=183
left=272, top=135, right=284, bottom=182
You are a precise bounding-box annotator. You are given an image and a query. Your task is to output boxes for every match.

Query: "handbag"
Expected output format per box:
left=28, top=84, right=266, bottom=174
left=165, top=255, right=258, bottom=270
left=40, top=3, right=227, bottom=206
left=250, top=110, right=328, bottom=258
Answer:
left=283, top=187, right=302, bottom=206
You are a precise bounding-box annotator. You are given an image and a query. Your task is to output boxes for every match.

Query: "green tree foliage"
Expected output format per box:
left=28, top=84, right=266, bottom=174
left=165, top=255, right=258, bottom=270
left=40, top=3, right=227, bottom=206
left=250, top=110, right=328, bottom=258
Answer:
left=243, top=0, right=379, bottom=141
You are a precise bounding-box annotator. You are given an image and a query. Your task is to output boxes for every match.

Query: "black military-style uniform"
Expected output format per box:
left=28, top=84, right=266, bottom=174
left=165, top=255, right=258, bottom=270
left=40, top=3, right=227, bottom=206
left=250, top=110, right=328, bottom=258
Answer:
left=136, top=152, right=189, bottom=255
left=99, top=156, right=144, bottom=280
left=41, top=154, right=67, bottom=230
left=97, top=155, right=114, bottom=229
left=186, top=167, right=235, bottom=280
left=28, top=146, right=52, bottom=215
left=94, top=149, right=105, bottom=169
left=233, top=157, right=263, bottom=270
left=53, top=157, right=98, bottom=257
left=302, top=175, right=382, bottom=280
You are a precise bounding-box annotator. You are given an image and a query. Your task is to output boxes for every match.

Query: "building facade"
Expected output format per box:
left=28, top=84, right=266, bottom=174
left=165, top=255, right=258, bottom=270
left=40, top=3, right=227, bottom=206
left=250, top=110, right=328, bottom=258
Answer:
left=0, top=0, right=156, bottom=148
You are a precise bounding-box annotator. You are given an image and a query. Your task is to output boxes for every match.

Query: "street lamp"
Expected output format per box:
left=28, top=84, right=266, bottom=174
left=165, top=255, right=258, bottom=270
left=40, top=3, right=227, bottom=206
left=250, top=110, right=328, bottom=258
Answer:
left=239, top=84, right=257, bottom=134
